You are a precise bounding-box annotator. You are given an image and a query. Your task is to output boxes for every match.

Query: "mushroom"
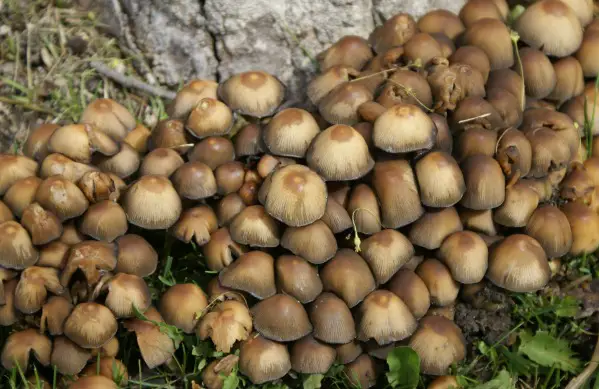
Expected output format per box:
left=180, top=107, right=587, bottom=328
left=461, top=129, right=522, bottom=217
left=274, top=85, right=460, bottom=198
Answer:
left=0, top=154, right=38, bottom=195
left=229, top=205, right=280, bottom=247
left=167, top=79, right=219, bottom=120
left=60, top=241, right=117, bottom=287
left=14, top=266, right=64, bottom=314
left=369, top=13, right=416, bottom=53
left=280, top=221, right=337, bottom=265
left=307, top=66, right=359, bottom=106
left=219, top=71, right=285, bottom=118
left=20, top=202, right=63, bottom=245
left=234, top=123, right=263, bottom=157
left=459, top=0, right=504, bottom=27
left=290, top=335, right=337, bottom=374
left=40, top=295, right=73, bottom=335
left=0, top=269, right=17, bottom=305
left=202, top=227, right=246, bottom=272
left=450, top=96, right=503, bottom=133
left=495, top=127, right=532, bottom=182
left=308, top=292, right=356, bottom=344
left=403, top=33, right=444, bottom=66
left=197, top=300, right=252, bottom=353
left=318, top=82, right=374, bottom=125
left=561, top=202, right=599, bottom=255
left=449, top=45, right=491, bottom=82
left=487, top=234, right=551, bottom=292
left=219, top=251, right=276, bottom=299
left=82, top=357, right=128, bottom=385
left=320, top=249, right=376, bottom=308
left=460, top=155, right=505, bottom=210
left=139, top=148, right=184, bottom=177
left=344, top=354, right=379, bottom=389
left=171, top=161, right=217, bottom=200
left=360, top=229, right=414, bottom=285
left=188, top=136, right=235, bottom=170
left=517, top=47, right=557, bottom=100
left=159, top=283, right=208, bottom=333
left=346, top=184, right=382, bottom=235
left=77, top=171, right=120, bottom=204
left=335, top=341, right=363, bottom=364
left=93, top=143, right=140, bottom=179
left=3, top=176, right=41, bottom=218
left=149, top=119, right=190, bottom=153
left=417, top=9, right=465, bottom=40
left=275, top=255, right=323, bottom=304
left=438, top=231, right=488, bottom=284
left=238, top=333, right=291, bottom=384
left=35, top=176, right=89, bottom=221
left=408, top=316, right=466, bottom=375
left=201, top=355, right=239, bottom=389
left=0, top=220, right=39, bottom=269
left=206, top=277, right=246, bottom=303
left=416, top=259, right=460, bottom=306
left=47, top=123, right=119, bottom=163
left=59, top=220, right=86, bottom=245
left=214, top=161, right=245, bottom=195
left=1, top=329, right=51, bottom=371
left=378, top=69, right=433, bottom=109
left=415, top=151, right=465, bottom=207
left=318, top=35, right=373, bottom=71
left=0, top=200, right=13, bottom=223
left=427, top=60, right=486, bottom=113
left=122, top=175, right=182, bottom=230
left=171, top=205, right=218, bottom=246
left=453, top=128, right=497, bottom=163
left=103, top=273, right=151, bottom=318
left=493, top=182, right=539, bottom=227
left=68, top=375, right=118, bottom=389
left=251, top=294, right=312, bottom=342
left=81, top=98, right=136, bottom=141
left=124, top=123, right=152, bottom=154
left=263, top=108, right=320, bottom=158
left=373, top=103, right=435, bottom=153
left=115, top=234, right=158, bottom=277
left=123, top=306, right=175, bottom=368
left=321, top=197, right=353, bottom=234
left=462, top=18, right=513, bottom=70
left=388, top=269, right=431, bottom=319
left=217, top=193, right=247, bottom=226
left=577, top=28, right=599, bottom=78
left=64, top=302, right=118, bottom=348
left=186, top=97, right=233, bottom=138
left=50, top=336, right=91, bottom=375
left=560, top=163, right=595, bottom=203
left=525, top=127, right=571, bottom=177
left=23, top=123, right=60, bottom=161
left=90, top=333, right=119, bottom=358
left=0, top=279, right=18, bottom=326
left=486, top=87, right=523, bottom=128
left=80, top=200, right=128, bottom=242
left=548, top=56, right=585, bottom=104
left=409, top=207, right=463, bottom=250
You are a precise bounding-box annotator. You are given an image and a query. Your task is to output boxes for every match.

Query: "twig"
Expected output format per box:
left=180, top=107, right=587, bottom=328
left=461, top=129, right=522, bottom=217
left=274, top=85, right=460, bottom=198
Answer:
left=0, top=96, right=56, bottom=115
left=458, top=112, right=491, bottom=124
left=565, top=328, right=599, bottom=389
left=90, top=61, right=176, bottom=100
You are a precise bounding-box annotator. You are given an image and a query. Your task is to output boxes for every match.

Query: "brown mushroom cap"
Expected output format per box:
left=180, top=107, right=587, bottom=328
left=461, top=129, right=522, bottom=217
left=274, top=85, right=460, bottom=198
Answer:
left=577, top=29, right=599, bottom=78
left=460, top=155, right=505, bottom=210
left=104, top=273, right=151, bottom=318
left=290, top=335, right=336, bottom=374
left=493, top=182, right=539, bottom=228
left=0, top=154, right=38, bottom=195
left=320, top=248, right=376, bottom=308
left=219, top=251, right=276, bottom=299
left=453, top=128, right=497, bottom=163
left=370, top=13, right=417, bottom=53
left=459, top=0, right=504, bottom=27
left=416, top=259, right=460, bottom=307
left=373, top=104, right=436, bottom=153
left=215, top=161, right=245, bottom=195
left=123, top=306, right=175, bottom=369
left=202, top=227, right=246, bottom=272
left=263, top=108, right=320, bottom=158
left=0, top=269, right=17, bottom=305
left=319, top=35, right=373, bottom=71
left=77, top=171, right=120, bottom=204
left=548, top=56, right=585, bottom=104
left=309, top=292, right=356, bottom=344
left=496, top=127, right=532, bottom=179
left=171, top=161, right=217, bottom=200
left=171, top=205, right=218, bottom=246
left=40, top=295, right=73, bottom=335
left=409, top=207, right=463, bottom=250
left=122, top=175, right=182, bottom=230
left=50, top=336, right=91, bottom=375
left=37, top=241, right=69, bottom=269
left=321, top=197, right=353, bottom=234
left=217, top=193, right=247, bottom=226
left=149, top=119, right=191, bottom=153
left=59, top=220, right=86, bottom=245
left=517, top=47, right=557, bottom=99
left=82, top=357, right=128, bottom=385
left=14, top=266, right=64, bottom=314
left=0, top=220, right=39, bottom=269
left=561, top=201, right=599, bottom=255
left=487, top=234, right=551, bottom=292
left=1, top=328, right=51, bottom=370
left=35, top=176, right=89, bottom=221
left=20, top=202, right=63, bottom=245
left=201, top=355, right=239, bottom=389
left=197, top=300, right=252, bottom=353
left=0, top=200, right=13, bottom=223
left=486, top=87, right=523, bottom=128
left=219, top=71, right=285, bottom=118
left=47, top=123, right=119, bottom=163
left=186, top=97, right=233, bottom=139
left=388, top=269, right=431, bottom=319
left=346, top=184, right=382, bottom=235
left=515, top=0, right=583, bottom=57
left=318, top=82, right=374, bottom=125
left=335, top=340, right=363, bottom=365
left=275, top=255, right=323, bottom=304
left=115, top=234, right=158, bottom=277
left=251, top=294, right=312, bottom=342
left=449, top=45, right=491, bottom=82
left=229, top=205, right=280, bottom=247
left=525, top=127, right=572, bottom=178
left=61, top=240, right=117, bottom=287
left=188, top=136, right=235, bottom=170
left=93, top=142, right=140, bottom=179
left=23, top=123, right=60, bottom=161
left=344, top=353, right=379, bottom=389
left=234, top=123, right=264, bottom=157
left=124, top=123, right=151, bottom=154
left=415, top=151, right=465, bottom=207
left=64, top=302, right=118, bottom=348
left=403, top=32, right=444, bottom=66
left=307, top=65, right=358, bottom=106
left=418, top=9, right=465, bottom=40
left=80, top=200, right=128, bottom=242
left=281, top=220, right=337, bottom=265
left=361, top=229, right=414, bottom=285
left=159, top=283, right=208, bottom=333
left=139, top=148, right=184, bottom=177
left=379, top=69, right=433, bottom=109
left=0, top=279, right=18, bottom=326
left=409, top=315, right=466, bottom=376
left=167, top=79, right=219, bottom=120
left=68, top=375, right=118, bottom=389
left=463, top=18, right=514, bottom=70
left=438, top=231, right=488, bottom=284
left=3, top=176, right=41, bottom=218
left=81, top=98, right=136, bottom=141
left=239, top=333, right=291, bottom=385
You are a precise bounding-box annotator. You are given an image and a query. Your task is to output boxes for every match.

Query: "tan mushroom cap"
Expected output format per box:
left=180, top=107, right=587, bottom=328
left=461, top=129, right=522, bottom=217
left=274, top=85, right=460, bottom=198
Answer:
left=409, top=315, right=466, bottom=376
left=275, top=255, right=322, bottom=304
left=319, top=81, right=374, bottom=125
left=460, top=155, right=505, bottom=210
left=214, top=161, right=245, bottom=195
left=357, top=290, right=417, bottom=345
left=206, top=277, right=246, bottom=303
left=416, top=151, right=465, bottom=207
left=188, top=136, right=235, bottom=170
left=416, top=259, right=460, bottom=307
left=61, top=241, right=117, bottom=287
left=560, top=163, right=595, bottom=203
left=346, top=183, right=382, bottom=235
left=526, top=205, right=572, bottom=258
left=562, top=201, right=599, bottom=255
left=123, top=307, right=175, bottom=369
left=159, top=283, right=208, bottom=333
left=115, top=234, right=158, bottom=277
left=171, top=205, right=218, bottom=246
left=321, top=197, right=353, bottom=234
left=197, top=300, right=252, bottom=353
left=124, top=123, right=151, bottom=154
left=37, top=241, right=69, bottom=269
left=307, top=65, right=359, bottom=106
left=35, top=176, right=89, bottom=221
left=0, top=154, right=38, bottom=195
left=518, top=47, right=557, bottom=99
left=81, top=98, right=136, bottom=141
left=234, top=123, right=264, bottom=157
left=171, top=161, right=217, bottom=200
left=82, top=357, right=128, bottom=385
left=77, top=171, right=120, bottom=204
left=50, top=336, right=91, bottom=375
left=525, top=127, right=571, bottom=178
left=122, top=175, right=182, bottom=230
left=68, top=375, right=119, bottom=389
left=0, top=269, right=17, bottom=305
left=409, top=207, right=463, bottom=250
left=20, top=202, right=62, bottom=245
left=64, top=302, right=118, bottom=348
left=496, top=127, right=532, bottom=179
left=388, top=269, right=430, bottom=319
left=251, top=294, right=312, bottom=342
left=219, top=71, right=285, bottom=118
left=219, top=251, right=276, bottom=299
left=418, top=9, right=465, bottom=40
left=40, top=295, right=73, bottom=335
left=47, top=123, right=119, bottom=163
left=361, top=229, right=414, bottom=285
left=167, top=79, right=219, bottom=119
left=449, top=45, right=491, bottom=82
left=344, top=353, right=379, bottom=389
left=373, top=104, right=435, bottom=153
left=202, top=355, right=239, bottom=389
left=379, top=69, right=433, bottom=109
left=139, top=148, right=184, bottom=177
left=217, top=193, right=247, bottom=227
left=0, top=221, right=39, bottom=270
left=438, top=231, right=488, bottom=284
left=1, top=328, right=51, bottom=370
left=0, top=200, right=13, bottom=223
left=463, top=18, right=514, bottom=70
left=493, top=182, right=539, bottom=228
left=0, top=279, right=18, bottom=326
left=229, top=205, right=280, bottom=247
left=309, top=292, right=356, bottom=344
left=548, top=56, right=585, bottom=104
left=487, top=234, right=551, bottom=292
left=280, top=221, right=337, bottom=265
left=318, top=35, right=373, bottom=71
left=59, top=220, right=86, bottom=245
left=203, top=227, right=246, bottom=272
left=370, top=13, right=417, bottom=53
left=15, top=266, right=64, bottom=314
left=263, top=108, right=320, bottom=158
left=486, top=88, right=523, bottom=130
left=91, top=337, right=119, bottom=358
left=459, top=0, right=504, bottom=27
left=335, top=340, right=363, bottom=364
left=186, top=97, right=233, bottom=139
left=428, top=376, right=460, bottom=389
left=373, top=160, right=424, bottom=228
left=104, top=273, right=151, bottom=318
left=3, top=176, right=41, bottom=218
left=149, top=119, right=190, bottom=153
left=23, top=123, right=60, bottom=161
left=291, top=335, right=337, bottom=374
left=515, top=0, right=583, bottom=57
left=577, top=29, right=599, bottom=78
left=453, top=128, right=497, bottom=163
left=93, top=142, right=140, bottom=179
left=320, top=249, right=376, bottom=308
left=430, top=113, right=453, bottom=154
left=239, top=333, right=291, bottom=385
left=80, top=200, right=128, bottom=243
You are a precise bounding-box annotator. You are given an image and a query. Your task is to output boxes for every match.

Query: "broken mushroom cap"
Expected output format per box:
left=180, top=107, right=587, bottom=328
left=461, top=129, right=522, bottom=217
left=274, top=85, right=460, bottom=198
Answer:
left=438, top=231, right=488, bottom=284
left=280, top=220, right=337, bottom=265
left=124, top=123, right=151, bottom=154
left=373, top=103, right=435, bottom=153
left=318, top=35, right=373, bottom=71
left=115, top=234, right=158, bottom=277
left=159, top=283, right=208, bottom=333
left=201, top=355, right=239, bottom=389
left=417, top=9, right=465, bottom=40
left=197, top=300, right=252, bottom=353
left=171, top=161, right=217, bottom=200
left=81, top=98, right=136, bottom=141
left=525, top=127, right=571, bottom=178
left=275, top=255, right=323, bottom=304
left=80, top=200, right=128, bottom=242
left=104, top=273, right=151, bottom=318
left=561, top=201, right=599, bottom=255
left=93, top=142, right=140, bottom=179
left=20, top=202, right=63, bottom=245
left=388, top=269, right=431, bottom=319
left=40, top=295, right=73, bottom=335
left=50, top=336, right=91, bottom=375
left=167, top=79, right=219, bottom=119
left=0, top=154, right=38, bottom=195
left=415, top=151, right=465, bottom=207
left=380, top=69, right=433, bottom=109
left=229, top=205, right=280, bottom=247
left=14, top=266, right=64, bottom=314
left=23, top=123, right=60, bottom=161
left=290, top=335, right=336, bottom=374
left=495, top=127, right=532, bottom=180
left=139, top=148, right=184, bottom=177
left=47, top=123, right=119, bottom=163
left=123, top=306, right=175, bottom=369
left=493, top=182, right=539, bottom=228
left=515, top=0, right=583, bottom=57
left=320, top=248, right=376, bottom=308
left=309, top=292, right=356, bottom=344
left=0, top=220, right=39, bottom=270
left=60, top=240, right=117, bottom=287
left=318, top=82, right=374, bottom=125
left=3, top=176, right=42, bottom=218
left=77, top=171, right=120, bottom=204
left=186, top=97, right=233, bottom=139
left=218, top=71, right=285, bottom=118
left=35, top=175, right=89, bottom=221
left=251, top=294, right=312, bottom=342
left=187, top=136, right=235, bottom=170
left=560, top=163, right=595, bottom=203
left=416, top=259, right=460, bottom=307
left=263, top=108, right=320, bottom=158
left=239, top=333, right=291, bottom=385
left=360, top=229, right=414, bottom=285
left=171, top=205, right=218, bottom=246
left=219, top=251, right=276, bottom=299
left=408, top=315, right=466, bottom=376
left=346, top=183, right=382, bottom=235
left=460, top=155, right=505, bottom=210
left=202, top=227, right=246, bottom=272
left=462, top=18, right=514, bottom=70
left=409, top=207, right=463, bottom=250
left=487, top=234, right=551, bottom=292
left=64, top=302, right=118, bottom=348
left=122, top=175, right=182, bottom=230
left=1, top=328, right=51, bottom=370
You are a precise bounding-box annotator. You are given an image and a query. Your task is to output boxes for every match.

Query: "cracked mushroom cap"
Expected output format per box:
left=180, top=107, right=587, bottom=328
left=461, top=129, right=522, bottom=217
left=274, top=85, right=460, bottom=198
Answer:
left=515, top=0, right=583, bottom=57
left=123, top=307, right=175, bottom=369
left=409, top=315, right=466, bottom=376
left=460, top=155, right=505, bottom=210
left=318, top=82, right=374, bottom=125
left=197, top=300, right=252, bottom=353
left=525, top=127, right=571, bottom=178
left=50, top=336, right=91, bottom=375
left=104, top=273, right=151, bottom=318
left=309, top=292, right=356, bottom=344
left=3, top=176, right=41, bottom=218
left=167, top=79, right=219, bottom=120
left=219, top=71, right=285, bottom=118
left=14, top=266, right=64, bottom=314
left=0, top=154, right=38, bottom=195
left=378, top=69, right=433, bottom=109
left=525, top=205, right=572, bottom=258
left=239, top=333, right=291, bottom=385
left=373, top=104, right=436, bottom=153
left=415, top=151, right=465, bottom=207
left=360, top=229, right=414, bottom=285
left=64, top=302, right=118, bottom=348
left=275, top=255, right=323, bottom=304
left=290, top=335, right=337, bottom=374
left=0, top=220, right=39, bottom=270
left=35, top=176, right=89, bottom=221
left=346, top=184, right=382, bottom=235
left=263, top=108, right=320, bottom=158
left=229, top=205, right=280, bottom=247
left=81, top=98, right=136, bottom=141
left=20, top=202, right=63, bottom=245
left=388, top=269, right=431, bottom=319
left=115, top=234, right=158, bottom=277
left=320, top=249, right=376, bottom=308
left=81, top=357, right=128, bottom=385
left=495, top=127, right=532, bottom=179
left=69, top=374, right=118, bottom=389
left=463, top=18, right=514, bottom=70
left=159, top=283, right=208, bottom=334
left=560, top=163, right=595, bottom=202
left=416, top=259, right=460, bottom=307
left=186, top=97, right=233, bottom=139
left=171, top=205, right=218, bottom=246
left=47, top=123, right=119, bottom=163
left=280, top=220, right=337, bottom=265
left=40, top=295, right=73, bottom=336
left=93, top=142, right=141, bottom=179
left=171, top=161, right=217, bottom=200
left=219, top=250, right=276, bottom=299
left=188, top=136, right=235, bottom=170
left=493, top=182, right=539, bottom=228
left=202, top=227, right=246, bottom=272
left=139, top=148, right=184, bottom=177
left=60, top=241, right=117, bottom=287
left=215, top=161, right=245, bottom=195
left=409, top=207, right=463, bottom=250
left=561, top=201, right=599, bottom=255
left=77, top=171, right=120, bottom=204
left=40, top=153, right=98, bottom=183
left=80, top=200, right=128, bottom=242
left=23, top=123, right=60, bottom=161
left=438, top=231, right=488, bottom=284
left=487, top=234, right=551, bottom=292
left=318, top=35, right=373, bottom=71
left=124, top=123, right=151, bottom=154
left=418, top=9, right=465, bottom=40
left=1, top=328, right=51, bottom=370
left=251, top=294, right=312, bottom=342
left=122, top=175, right=182, bottom=230
left=356, top=290, right=417, bottom=345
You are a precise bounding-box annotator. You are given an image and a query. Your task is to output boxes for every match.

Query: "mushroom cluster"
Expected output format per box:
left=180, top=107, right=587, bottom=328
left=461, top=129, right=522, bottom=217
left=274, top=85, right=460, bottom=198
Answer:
left=2, top=0, right=599, bottom=388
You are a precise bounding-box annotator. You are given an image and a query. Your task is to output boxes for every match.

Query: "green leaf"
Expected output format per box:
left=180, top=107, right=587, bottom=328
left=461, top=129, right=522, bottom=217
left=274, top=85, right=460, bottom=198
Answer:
left=554, top=296, right=579, bottom=318
left=222, top=370, right=241, bottom=389
left=303, top=374, right=324, bottom=389
left=497, top=346, right=533, bottom=376
left=471, top=370, right=515, bottom=389
left=518, top=331, right=581, bottom=373
left=386, top=347, right=420, bottom=389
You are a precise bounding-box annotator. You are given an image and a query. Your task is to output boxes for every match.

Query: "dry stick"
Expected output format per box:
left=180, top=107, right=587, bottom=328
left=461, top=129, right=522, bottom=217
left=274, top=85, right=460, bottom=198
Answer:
left=458, top=112, right=492, bottom=124
left=0, top=96, right=56, bottom=115
left=565, top=329, right=599, bottom=389
left=89, top=61, right=176, bottom=100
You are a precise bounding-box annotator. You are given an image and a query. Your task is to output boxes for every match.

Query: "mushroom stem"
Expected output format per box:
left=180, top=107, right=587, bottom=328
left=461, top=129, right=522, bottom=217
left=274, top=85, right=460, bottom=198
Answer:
left=565, top=327, right=599, bottom=389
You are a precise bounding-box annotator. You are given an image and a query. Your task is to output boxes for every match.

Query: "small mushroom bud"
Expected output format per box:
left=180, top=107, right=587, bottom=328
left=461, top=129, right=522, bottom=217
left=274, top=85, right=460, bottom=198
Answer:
left=344, top=354, right=379, bottom=389
left=215, top=161, right=245, bottom=195
left=82, top=357, right=128, bottom=385
left=171, top=161, right=217, bottom=200
left=201, top=355, right=239, bottom=389
left=369, top=13, right=416, bottom=53
left=139, top=148, right=184, bottom=177
left=197, top=300, right=252, bottom=353
left=234, top=123, right=264, bottom=157
left=68, top=375, right=119, bottom=389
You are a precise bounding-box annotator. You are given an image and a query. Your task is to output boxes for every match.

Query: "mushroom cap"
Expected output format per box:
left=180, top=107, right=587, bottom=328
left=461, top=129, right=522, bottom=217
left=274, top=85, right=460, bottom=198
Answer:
left=123, top=307, right=175, bottom=369
left=139, top=148, right=184, bottom=177
left=318, top=35, right=373, bottom=71
left=561, top=201, right=599, bottom=255
left=3, top=176, right=42, bottom=218
left=81, top=357, right=128, bottom=385
left=159, top=283, right=208, bottom=333
left=234, top=123, right=264, bottom=157
left=167, top=79, right=219, bottom=120
left=356, top=290, right=417, bottom=345
left=263, top=108, right=320, bottom=158
left=239, top=333, right=291, bottom=385
left=64, top=302, right=118, bottom=348
left=15, top=265, right=64, bottom=314
left=344, top=354, right=379, bottom=389
left=487, top=234, right=551, bottom=292
left=409, top=207, right=463, bottom=250
left=403, top=32, right=444, bottom=66
left=218, top=71, right=285, bottom=118
left=320, top=249, right=376, bottom=308
left=321, top=197, right=353, bottom=234
left=251, top=294, right=312, bottom=342
left=187, top=136, right=235, bottom=170
left=171, top=161, right=217, bottom=200
left=171, top=205, right=218, bottom=246
left=59, top=220, right=86, bottom=245
left=577, top=29, right=599, bottom=78
left=318, top=82, right=374, bottom=125
left=549, top=56, right=585, bottom=104
left=379, top=69, right=433, bottom=109
left=373, top=104, right=436, bottom=153
left=50, top=336, right=91, bottom=375
left=35, top=176, right=89, bottom=221
left=229, top=205, right=280, bottom=247
left=0, top=154, right=38, bottom=195
left=307, top=65, right=358, bottom=106
left=346, top=183, right=382, bottom=235
left=335, top=341, right=363, bottom=364
left=307, top=124, right=374, bottom=181
left=219, top=251, right=276, bottom=299
left=290, top=335, right=337, bottom=374
left=124, top=123, right=151, bottom=154
left=69, top=375, right=119, bottom=389
left=0, top=200, right=13, bottom=223
left=486, top=87, right=523, bottom=128
left=80, top=200, right=128, bottom=242
left=438, top=231, right=488, bottom=284
left=408, top=315, right=466, bottom=375
left=463, top=18, right=514, bottom=70
left=496, top=127, right=532, bottom=179
left=416, top=259, right=460, bottom=307
left=281, top=220, right=337, bottom=265
left=77, top=171, right=120, bottom=204
left=115, top=234, right=158, bottom=277
left=202, top=227, right=246, bottom=272
left=21, top=202, right=63, bottom=245
left=201, top=356, right=239, bottom=389
left=453, top=128, right=497, bottom=163
left=515, top=0, right=583, bottom=57
left=81, top=98, right=136, bottom=141
left=0, top=279, right=18, bottom=326
left=370, top=13, right=417, bottom=53
left=105, top=273, right=151, bottom=318
left=93, top=142, right=140, bottom=179
left=149, top=119, right=190, bottom=153
left=1, top=328, right=51, bottom=370
left=459, top=0, right=504, bottom=27
left=40, top=295, right=73, bottom=335
left=275, top=255, right=323, bottom=304
left=197, top=300, right=252, bottom=353
left=460, top=155, right=505, bottom=210
left=493, top=182, right=539, bottom=227
left=309, top=292, right=355, bottom=344
left=360, top=229, right=414, bottom=285
left=449, top=45, right=491, bottom=82
left=518, top=47, right=557, bottom=99
left=450, top=96, right=503, bottom=134
left=217, top=193, right=247, bottom=226
left=186, top=97, right=233, bottom=138
left=47, top=123, right=119, bottom=163
left=417, top=9, right=465, bottom=40
left=388, top=269, right=431, bottom=319
left=415, top=151, right=465, bottom=207
left=40, top=153, right=95, bottom=183
left=0, top=221, right=39, bottom=270
left=122, top=175, right=182, bottom=230
left=61, top=240, right=117, bottom=287
left=23, top=123, right=60, bottom=161
left=525, top=127, right=572, bottom=178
